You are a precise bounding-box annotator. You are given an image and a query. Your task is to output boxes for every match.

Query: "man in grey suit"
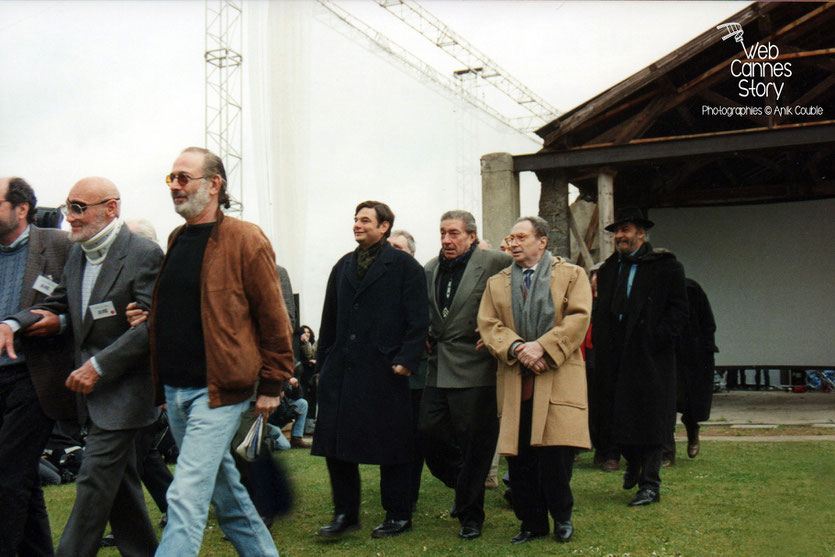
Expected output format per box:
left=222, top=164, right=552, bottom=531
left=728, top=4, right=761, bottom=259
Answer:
left=420, top=210, right=512, bottom=539
left=0, top=177, right=74, bottom=556
left=1, top=176, right=164, bottom=557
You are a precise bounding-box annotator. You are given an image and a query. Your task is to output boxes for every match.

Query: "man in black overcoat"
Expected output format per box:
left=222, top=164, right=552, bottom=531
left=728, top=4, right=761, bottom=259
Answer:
left=663, top=278, right=717, bottom=463
left=592, top=207, right=688, bottom=507
left=313, top=200, right=429, bottom=539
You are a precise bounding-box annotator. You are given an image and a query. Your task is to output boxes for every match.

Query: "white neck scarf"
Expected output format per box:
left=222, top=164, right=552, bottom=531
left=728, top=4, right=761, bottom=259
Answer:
left=80, top=218, right=123, bottom=265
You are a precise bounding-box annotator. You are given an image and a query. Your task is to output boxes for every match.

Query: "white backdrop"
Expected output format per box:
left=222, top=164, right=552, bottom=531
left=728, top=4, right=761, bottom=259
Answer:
left=651, top=199, right=835, bottom=367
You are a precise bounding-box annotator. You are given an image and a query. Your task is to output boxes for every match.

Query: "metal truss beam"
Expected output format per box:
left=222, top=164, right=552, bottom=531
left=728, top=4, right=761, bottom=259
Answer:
left=376, top=0, right=560, bottom=127
left=205, top=0, right=243, bottom=216
left=316, top=0, right=540, bottom=141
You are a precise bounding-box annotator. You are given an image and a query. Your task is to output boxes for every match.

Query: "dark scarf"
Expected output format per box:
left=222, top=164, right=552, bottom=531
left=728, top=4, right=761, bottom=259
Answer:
left=355, top=237, right=387, bottom=281
left=610, top=241, right=653, bottom=316
left=436, top=242, right=477, bottom=318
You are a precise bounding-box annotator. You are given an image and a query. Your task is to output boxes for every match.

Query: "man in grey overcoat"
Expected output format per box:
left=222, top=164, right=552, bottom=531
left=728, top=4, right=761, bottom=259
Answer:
left=419, top=210, right=511, bottom=539
left=1, top=176, right=164, bottom=556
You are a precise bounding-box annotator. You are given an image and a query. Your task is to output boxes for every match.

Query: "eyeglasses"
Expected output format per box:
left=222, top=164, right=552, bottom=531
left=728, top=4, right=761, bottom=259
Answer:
left=504, top=233, right=538, bottom=245
left=59, top=198, right=119, bottom=217
left=166, top=173, right=208, bottom=187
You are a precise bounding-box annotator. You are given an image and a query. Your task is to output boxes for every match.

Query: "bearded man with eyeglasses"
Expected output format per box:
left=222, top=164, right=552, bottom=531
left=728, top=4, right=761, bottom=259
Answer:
left=135, top=147, right=292, bottom=557
left=1, top=176, right=164, bottom=556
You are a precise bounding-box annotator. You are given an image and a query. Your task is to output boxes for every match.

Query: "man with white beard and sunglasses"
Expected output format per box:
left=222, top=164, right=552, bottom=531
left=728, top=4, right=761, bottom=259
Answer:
left=1, top=176, right=164, bottom=557
left=130, top=147, right=293, bottom=557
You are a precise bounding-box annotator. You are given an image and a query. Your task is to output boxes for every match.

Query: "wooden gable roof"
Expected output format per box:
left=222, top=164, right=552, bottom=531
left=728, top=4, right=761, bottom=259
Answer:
left=518, top=2, right=835, bottom=208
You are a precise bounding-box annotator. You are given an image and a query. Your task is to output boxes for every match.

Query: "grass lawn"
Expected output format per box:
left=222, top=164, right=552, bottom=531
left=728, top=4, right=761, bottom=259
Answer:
left=44, top=440, right=835, bottom=556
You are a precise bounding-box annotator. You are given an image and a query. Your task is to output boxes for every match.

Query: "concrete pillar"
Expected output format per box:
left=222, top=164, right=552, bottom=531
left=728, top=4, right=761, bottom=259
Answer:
left=481, top=153, right=520, bottom=248
left=597, top=169, right=616, bottom=259
left=536, top=169, right=570, bottom=257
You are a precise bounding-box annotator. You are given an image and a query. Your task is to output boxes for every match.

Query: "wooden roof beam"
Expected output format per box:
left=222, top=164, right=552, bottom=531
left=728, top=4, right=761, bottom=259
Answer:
left=641, top=179, right=835, bottom=208
left=515, top=121, right=835, bottom=172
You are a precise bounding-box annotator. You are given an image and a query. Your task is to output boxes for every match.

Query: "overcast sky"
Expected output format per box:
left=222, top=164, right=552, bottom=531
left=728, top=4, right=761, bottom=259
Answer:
left=0, top=0, right=747, bottom=327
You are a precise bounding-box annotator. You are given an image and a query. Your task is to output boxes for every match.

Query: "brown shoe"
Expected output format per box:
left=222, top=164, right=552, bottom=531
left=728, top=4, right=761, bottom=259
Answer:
left=602, top=459, right=620, bottom=472
left=290, top=436, right=310, bottom=449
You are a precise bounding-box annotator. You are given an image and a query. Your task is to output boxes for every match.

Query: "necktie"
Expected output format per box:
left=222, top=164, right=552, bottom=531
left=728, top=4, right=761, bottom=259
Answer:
left=521, top=268, right=535, bottom=402
left=522, top=269, right=534, bottom=300
left=442, top=278, right=452, bottom=319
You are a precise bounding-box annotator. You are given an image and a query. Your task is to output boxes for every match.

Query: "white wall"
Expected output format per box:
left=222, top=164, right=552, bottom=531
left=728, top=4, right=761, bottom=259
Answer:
left=650, top=200, right=835, bottom=367
left=245, top=2, right=539, bottom=332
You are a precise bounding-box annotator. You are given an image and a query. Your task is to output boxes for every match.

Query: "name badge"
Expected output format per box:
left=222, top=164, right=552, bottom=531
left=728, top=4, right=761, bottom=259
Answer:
left=89, top=301, right=117, bottom=320
left=32, top=275, right=59, bottom=296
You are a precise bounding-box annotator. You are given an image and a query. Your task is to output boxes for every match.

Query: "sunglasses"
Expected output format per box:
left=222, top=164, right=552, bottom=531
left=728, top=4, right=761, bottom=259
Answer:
left=166, top=173, right=208, bottom=187
left=60, top=198, right=119, bottom=217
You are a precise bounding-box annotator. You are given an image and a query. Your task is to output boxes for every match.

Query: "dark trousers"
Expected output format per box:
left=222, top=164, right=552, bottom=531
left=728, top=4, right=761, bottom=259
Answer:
left=594, top=379, right=621, bottom=462
left=134, top=420, right=173, bottom=514
left=326, top=457, right=411, bottom=521
left=409, top=388, right=425, bottom=508
left=419, top=385, right=499, bottom=528
left=620, top=445, right=663, bottom=491
left=0, top=366, right=55, bottom=557
left=507, top=399, right=575, bottom=534
left=56, top=424, right=157, bottom=557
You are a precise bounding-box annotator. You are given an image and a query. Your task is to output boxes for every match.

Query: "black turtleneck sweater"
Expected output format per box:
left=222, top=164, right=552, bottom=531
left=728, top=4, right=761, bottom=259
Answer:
left=155, top=223, right=214, bottom=387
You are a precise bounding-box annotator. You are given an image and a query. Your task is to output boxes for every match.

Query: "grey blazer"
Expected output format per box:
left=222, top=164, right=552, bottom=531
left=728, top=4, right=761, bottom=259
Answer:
left=15, top=226, right=76, bottom=421
left=14, top=225, right=164, bottom=431
left=425, top=248, right=512, bottom=388
left=276, top=264, right=296, bottom=330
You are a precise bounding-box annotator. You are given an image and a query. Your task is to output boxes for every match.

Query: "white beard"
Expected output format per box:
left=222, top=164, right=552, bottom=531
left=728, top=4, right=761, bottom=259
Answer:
left=174, top=181, right=211, bottom=220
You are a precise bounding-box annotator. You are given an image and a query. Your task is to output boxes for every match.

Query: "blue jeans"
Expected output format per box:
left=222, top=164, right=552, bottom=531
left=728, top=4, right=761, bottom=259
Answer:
left=288, top=398, right=308, bottom=438
left=266, top=424, right=290, bottom=451
left=157, top=386, right=279, bottom=557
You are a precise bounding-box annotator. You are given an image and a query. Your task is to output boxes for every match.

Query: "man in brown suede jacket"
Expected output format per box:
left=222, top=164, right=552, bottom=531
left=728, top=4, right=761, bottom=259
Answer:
left=139, top=147, right=293, bottom=556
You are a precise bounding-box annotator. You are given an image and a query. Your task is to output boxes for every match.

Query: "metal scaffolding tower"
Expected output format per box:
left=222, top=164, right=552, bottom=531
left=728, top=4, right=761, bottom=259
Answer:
left=376, top=0, right=560, bottom=132
left=205, top=0, right=243, bottom=216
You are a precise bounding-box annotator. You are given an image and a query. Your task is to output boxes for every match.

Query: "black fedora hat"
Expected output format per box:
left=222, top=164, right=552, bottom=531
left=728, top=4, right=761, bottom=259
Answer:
left=604, top=207, right=654, bottom=232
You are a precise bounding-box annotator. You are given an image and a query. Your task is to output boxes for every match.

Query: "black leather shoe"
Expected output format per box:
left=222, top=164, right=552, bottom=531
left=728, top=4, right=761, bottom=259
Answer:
left=318, top=514, right=360, bottom=538
left=371, top=519, right=412, bottom=538
left=458, top=526, right=481, bottom=539
left=554, top=520, right=573, bottom=543
left=510, top=530, right=547, bottom=544
left=622, top=467, right=638, bottom=490
left=687, top=440, right=700, bottom=458
left=628, top=488, right=660, bottom=506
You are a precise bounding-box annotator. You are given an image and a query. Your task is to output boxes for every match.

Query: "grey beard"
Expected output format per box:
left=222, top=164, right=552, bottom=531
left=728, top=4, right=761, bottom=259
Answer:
left=174, top=186, right=211, bottom=220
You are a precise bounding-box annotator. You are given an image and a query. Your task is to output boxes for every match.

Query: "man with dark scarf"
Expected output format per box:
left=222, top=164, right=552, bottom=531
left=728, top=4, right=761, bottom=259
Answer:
left=592, top=207, right=688, bottom=507
left=313, top=201, right=428, bottom=539
left=420, top=210, right=511, bottom=540
left=477, top=215, right=591, bottom=545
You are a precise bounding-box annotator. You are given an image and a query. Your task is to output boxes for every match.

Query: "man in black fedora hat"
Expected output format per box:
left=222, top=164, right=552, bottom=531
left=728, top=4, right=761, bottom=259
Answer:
left=592, top=207, right=688, bottom=506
